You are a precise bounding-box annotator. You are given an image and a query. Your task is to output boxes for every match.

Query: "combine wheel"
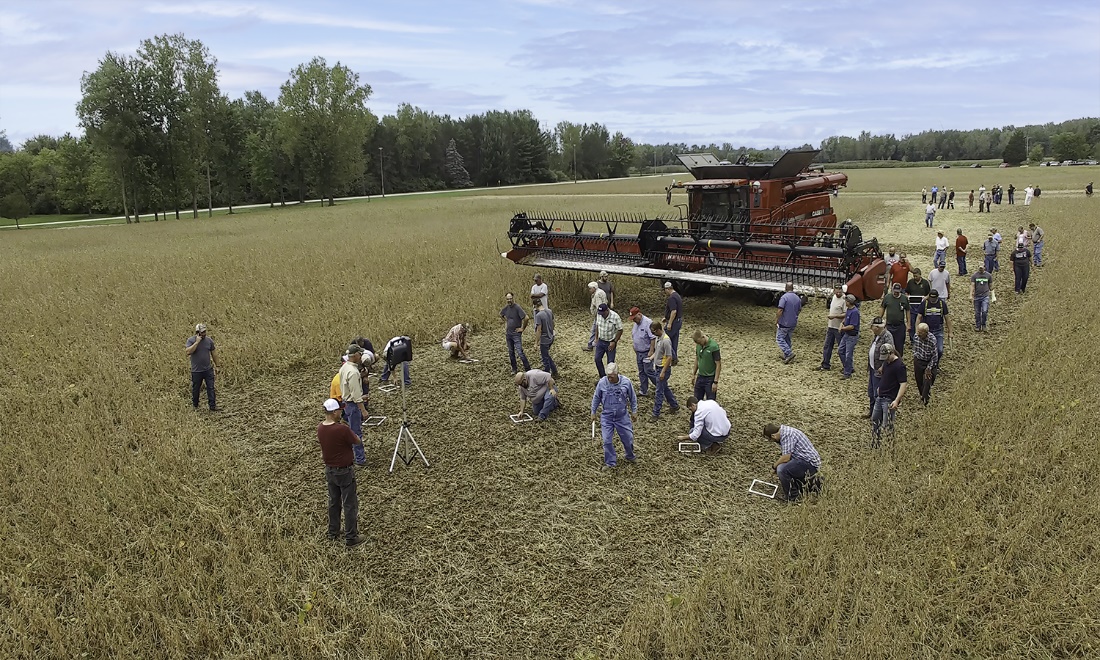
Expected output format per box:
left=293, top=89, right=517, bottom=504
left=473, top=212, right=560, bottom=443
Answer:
left=671, top=281, right=712, bottom=297
left=754, top=291, right=779, bottom=306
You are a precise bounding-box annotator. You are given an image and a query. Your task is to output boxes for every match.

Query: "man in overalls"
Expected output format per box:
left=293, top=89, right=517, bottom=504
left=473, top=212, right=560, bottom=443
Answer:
left=590, top=362, right=638, bottom=469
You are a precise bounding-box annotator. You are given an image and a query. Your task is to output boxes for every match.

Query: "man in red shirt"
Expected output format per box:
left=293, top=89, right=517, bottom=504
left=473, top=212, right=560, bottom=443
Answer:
left=955, top=228, right=969, bottom=275
left=317, top=398, right=365, bottom=547
left=889, top=253, right=911, bottom=289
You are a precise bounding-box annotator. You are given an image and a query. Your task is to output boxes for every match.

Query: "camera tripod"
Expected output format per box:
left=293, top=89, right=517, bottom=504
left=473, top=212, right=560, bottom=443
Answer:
left=388, top=364, right=429, bottom=473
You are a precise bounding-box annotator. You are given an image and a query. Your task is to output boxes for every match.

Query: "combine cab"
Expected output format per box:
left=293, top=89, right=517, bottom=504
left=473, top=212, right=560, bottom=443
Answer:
left=502, top=149, right=887, bottom=301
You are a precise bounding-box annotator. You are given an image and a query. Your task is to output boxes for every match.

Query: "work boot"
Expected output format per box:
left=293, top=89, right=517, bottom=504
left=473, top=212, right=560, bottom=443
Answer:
left=346, top=536, right=367, bottom=549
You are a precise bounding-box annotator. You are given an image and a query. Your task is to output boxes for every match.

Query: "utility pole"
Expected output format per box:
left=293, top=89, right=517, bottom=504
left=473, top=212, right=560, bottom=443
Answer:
left=573, top=143, right=577, bottom=184
left=379, top=147, right=386, bottom=197
left=653, top=150, right=657, bottom=175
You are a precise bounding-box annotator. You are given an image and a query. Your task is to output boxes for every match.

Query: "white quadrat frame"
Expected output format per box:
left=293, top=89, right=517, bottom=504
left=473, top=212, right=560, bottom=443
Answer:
left=748, top=479, right=779, bottom=499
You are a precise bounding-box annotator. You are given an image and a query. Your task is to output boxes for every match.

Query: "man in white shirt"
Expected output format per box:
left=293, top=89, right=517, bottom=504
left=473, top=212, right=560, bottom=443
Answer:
left=925, top=202, right=936, bottom=228
left=928, top=263, right=950, bottom=300
left=585, top=282, right=608, bottom=351
left=933, top=230, right=949, bottom=268
left=817, top=283, right=847, bottom=371
left=884, top=246, right=900, bottom=268
left=676, top=396, right=731, bottom=455
left=530, top=273, right=548, bottom=311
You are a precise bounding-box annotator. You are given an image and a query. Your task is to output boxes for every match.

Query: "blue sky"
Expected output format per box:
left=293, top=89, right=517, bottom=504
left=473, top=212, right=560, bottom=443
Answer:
left=1, top=0, right=1098, bottom=148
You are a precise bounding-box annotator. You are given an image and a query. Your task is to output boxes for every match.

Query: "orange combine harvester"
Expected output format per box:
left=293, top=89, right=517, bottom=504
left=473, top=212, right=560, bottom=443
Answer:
left=503, top=149, right=888, bottom=302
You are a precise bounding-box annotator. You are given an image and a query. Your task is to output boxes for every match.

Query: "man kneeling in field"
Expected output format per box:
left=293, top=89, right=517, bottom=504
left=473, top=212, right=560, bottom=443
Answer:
left=764, top=423, right=823, bottom=502
left=442, top=322, right=471, bottom=359
left=676, top=396, right=731, bottom=455
left=515, top=369, right=560, bottom=421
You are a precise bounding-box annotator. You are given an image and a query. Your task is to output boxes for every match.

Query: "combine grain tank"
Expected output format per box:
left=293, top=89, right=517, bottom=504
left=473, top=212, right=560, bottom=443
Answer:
left=502, top=149, right=887, bottom=301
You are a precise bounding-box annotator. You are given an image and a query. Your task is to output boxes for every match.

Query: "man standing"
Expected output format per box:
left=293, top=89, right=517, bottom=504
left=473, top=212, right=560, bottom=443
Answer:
left=691, top=330, right=721, bottom=401
left=889, top=253, right=911, bottom=290
left=955, top=228, right=969, bottom=275
left=515, top=369, right=560, bottom=421
left=1011, top=240, right=1032, bottom=294
left=594, top=303, right=623, bottom=379
left=884, top=246, right=900, bottom=269
left=585, top=281, right=609, bottom=351
left=991, top=228, right=1003, bottom=272
left=650, top=321, right=680, bottom=420
left=529, top=273, right=548, bottom=311
left=916, top=290, right=951, bottom=356
left=317, top=398, right=365, bottom=547
left=947, top=188, right=955, bottom=209
left=880, top=283, right=908, bottom=357
left=871, top=344, right=907, bottom=449
left=662, top=282, right=683, bottom=363
left=931, top=185, right=938, bottom=205
left=442, top=323, right=471, bottom=359
left=500, top=292, right=531, bottom=374
left=776, top=282, right=803, bottom=364
left=1008, top=183, right=1015, bottom=205
left=921, top=187, right=927, bottom=204
left=978, top=188, right=986, bottom=213
left=629, top=307, right=657, bottom=396
left=339, top=344, right=369, bottom=467
left=532, top=301, right=558, bottom=378
left=968, top=189, right=975, bottom=212
left=970, top=265, right=994, bottom=332
left=1024, top=185, right=1034, bottom=206
left=590, top=363, right=637, bottom=469
left=925, top=201, right=936, bottom=228
left=817, top=284, right=847, bottom=371
left=184, top=322, right=218, bottom=411
left=764, top=423, right=823, bottom=502
left=598, top=270, right=616, bottom=309
left=1029, top=223, right=1045, bottom=267
left=933, top=231, right=949, bottom=268
left=982, top=233, right=997, bottom=273
left=863, top=317, right=895, bottom=419
left=838, top=294, right=860, bottom=379
left=929, top=262, right=951, bottom=301
left=677, top=396, right=731, bottom=455
left=905, top=270, right=931, bottom=344
left=938, top=185, right=948, bottom=209
left=912, top=323, right=939, bottom=406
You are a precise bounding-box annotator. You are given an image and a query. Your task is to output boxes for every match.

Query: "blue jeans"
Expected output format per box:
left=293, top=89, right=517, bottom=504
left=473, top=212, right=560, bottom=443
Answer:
left=600, top=411, right=635, bottom=467
left=539, top=342, right=557, bottom=377
left=343, top=402, right=367, bottom=464
left=380, top=362, right=411, bottom=386
left=820, top=327, right=840, bottom=369
left=594, top=339, right=615, bottom=378
left=667, top=318, right=682, bottom=361
left=932, top=328, right=944, bottom=356
left=1033, top=241, right=1043, bottom=266
left=867, top=364, right=880, bottom=415
left=532, top=391, right=559, bottom=420
left=870, top=396, right=896, bottom=449
left=694, top=374, right=716, bottom=401
left=587, top=319, right=597, bottom=349
left=925, top=212, right=934, bottom=228
left=984, top=255, right=995, bottom=272
left=974, top=296, right=989, bottom=330
left=908, top=309, right=921, bottom=343
left=838, top=333, right=858, bottom=376
left=777, top=458, right=818, bottom=500
left=505, top=332, right=530, bottom=374
left=190, top=368, right=216, bottom=409
left=635, top=351, right=657, bottom=394
left=653, top=366, right=679, bottom=416
left=694, top=424, right=728, bottom=451
left=776, top=325, right=794, bottom=359
left=933, top=249, right=946, bottom=268
left=957, top=254, right=967, bottom=275
left=326, top=466, right=359, bottom=541
left=887, top=323, right=906, bottom=358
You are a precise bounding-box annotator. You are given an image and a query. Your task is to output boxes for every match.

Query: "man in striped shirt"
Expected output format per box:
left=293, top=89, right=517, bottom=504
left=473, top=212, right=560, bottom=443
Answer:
left=911, top=323, right=939, bottom=406
left=764, top=423, right=822, bottom=502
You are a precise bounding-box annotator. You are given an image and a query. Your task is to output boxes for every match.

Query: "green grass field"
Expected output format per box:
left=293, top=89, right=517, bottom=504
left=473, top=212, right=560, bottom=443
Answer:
left=1, top=168, right=1097, bottom=658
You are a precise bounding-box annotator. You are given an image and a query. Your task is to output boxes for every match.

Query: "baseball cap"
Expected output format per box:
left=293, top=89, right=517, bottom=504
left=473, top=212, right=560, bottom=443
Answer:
left=871, top=317, right=886, bottom=327
left=881, top=344, right=895, bottom=355
left=629, top=306, right=640, bottom=315
left=599, top=270, right=609, bottom=277
left=663, top=281, right=673, bottom=289
left=844, top=294, right=857, bottom=303
left=929, top=290, right=939, bottom=298
left=892, top=283, right=902, bottom=291
left=347, top=344, right=364, bottom=355
left=588, top=281, right=598, bottom=289
left=533, top=273, right=541, bottom=279
left=513, top=372, right=525, bottom=386
left=598, top=303, right=609, bottom=313
left=323, top=398, right=341, bottom=412
left=195, top=323, right=207, bottom=333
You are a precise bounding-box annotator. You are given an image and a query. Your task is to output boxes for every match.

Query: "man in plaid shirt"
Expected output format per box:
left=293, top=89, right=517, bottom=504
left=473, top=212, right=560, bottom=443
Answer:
left=764, top=423, right=822, bottom=501
left=594, top=303, right=623, bottom=378
left=911, top=323, right=939, bottom=406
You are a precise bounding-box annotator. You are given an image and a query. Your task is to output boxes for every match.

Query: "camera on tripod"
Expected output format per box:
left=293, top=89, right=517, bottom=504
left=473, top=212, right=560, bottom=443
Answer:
left=384, top=335, right=413, bottom=368
left=382, top=335, right=429, bottom=473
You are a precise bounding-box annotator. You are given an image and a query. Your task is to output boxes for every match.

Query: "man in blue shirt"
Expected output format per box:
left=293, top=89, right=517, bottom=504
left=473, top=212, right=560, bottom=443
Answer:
left=775, top=282, right=803, bottom=364
left=629, top=306, right=657, bottom=396
left=915, top=290, right=950, bottom=356
left=764, top=423, right=823, bottom=502
left=590, top=363, right=637, bottom=469
left=499, top=292, right=531, bottom=375
left=837, top=294, right=860, bottom=379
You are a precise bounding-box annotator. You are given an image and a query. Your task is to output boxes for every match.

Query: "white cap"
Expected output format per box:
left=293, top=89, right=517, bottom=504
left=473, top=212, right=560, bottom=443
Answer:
left=663, top=281, right=673, bottom=289
left=588, top=281, right=598, bottom=288
left=361, top=350, right=375, bottom=365
left=323, top=398, right=341, bottom=412
left=195, top=323, right=207, bottom=332
left=599, top=270, right=609, bottom=277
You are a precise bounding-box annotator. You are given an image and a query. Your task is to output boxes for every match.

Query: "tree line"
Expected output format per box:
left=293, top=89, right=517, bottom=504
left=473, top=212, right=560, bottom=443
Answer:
left=0, top=33, right=1097, bottom=222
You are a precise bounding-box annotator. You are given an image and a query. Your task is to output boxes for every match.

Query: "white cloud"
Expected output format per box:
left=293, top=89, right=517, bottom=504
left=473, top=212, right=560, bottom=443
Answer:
left=144, top=2, right=451, bottom=34
left=243, top=44, right=499, bottom=71
left=0, top=11, right=64, bottom=45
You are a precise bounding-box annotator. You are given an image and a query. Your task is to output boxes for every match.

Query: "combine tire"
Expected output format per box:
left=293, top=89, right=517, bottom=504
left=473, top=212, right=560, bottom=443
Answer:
left=754, top=291, right=779, bottom=306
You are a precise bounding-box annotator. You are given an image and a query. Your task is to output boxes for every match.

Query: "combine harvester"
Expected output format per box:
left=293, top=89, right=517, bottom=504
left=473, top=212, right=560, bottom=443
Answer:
left=502, top=149, right=887, bottom=303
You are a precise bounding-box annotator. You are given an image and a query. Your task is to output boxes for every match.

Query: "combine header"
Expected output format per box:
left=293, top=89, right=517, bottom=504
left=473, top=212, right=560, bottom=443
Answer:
left=502, top=149, right=887, bottom=301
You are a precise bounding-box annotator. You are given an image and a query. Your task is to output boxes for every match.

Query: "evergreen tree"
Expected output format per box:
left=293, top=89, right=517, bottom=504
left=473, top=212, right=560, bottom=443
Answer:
left=1002, top=130, right=1027, bottom=165
left=445, top=138, right=472, bottom=188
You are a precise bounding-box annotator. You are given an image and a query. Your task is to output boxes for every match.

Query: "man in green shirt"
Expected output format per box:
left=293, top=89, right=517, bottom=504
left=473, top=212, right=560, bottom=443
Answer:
left=880, top=283, right=908, bottom=358
left=691, top=329, right=721, bottom=402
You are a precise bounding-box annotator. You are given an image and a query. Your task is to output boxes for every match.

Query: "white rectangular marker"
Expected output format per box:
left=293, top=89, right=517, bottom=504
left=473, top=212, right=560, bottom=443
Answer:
left=459, top=358, right=480, bottom=364
left=510, top=413, right=533, bottom=424
left=378, top=384, right=398, bottom=393
left=364, top=416, right=387, bottom=427
left=748, top=479, right=779, bottom=499
left=677, top=442, right=701, bottom=453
